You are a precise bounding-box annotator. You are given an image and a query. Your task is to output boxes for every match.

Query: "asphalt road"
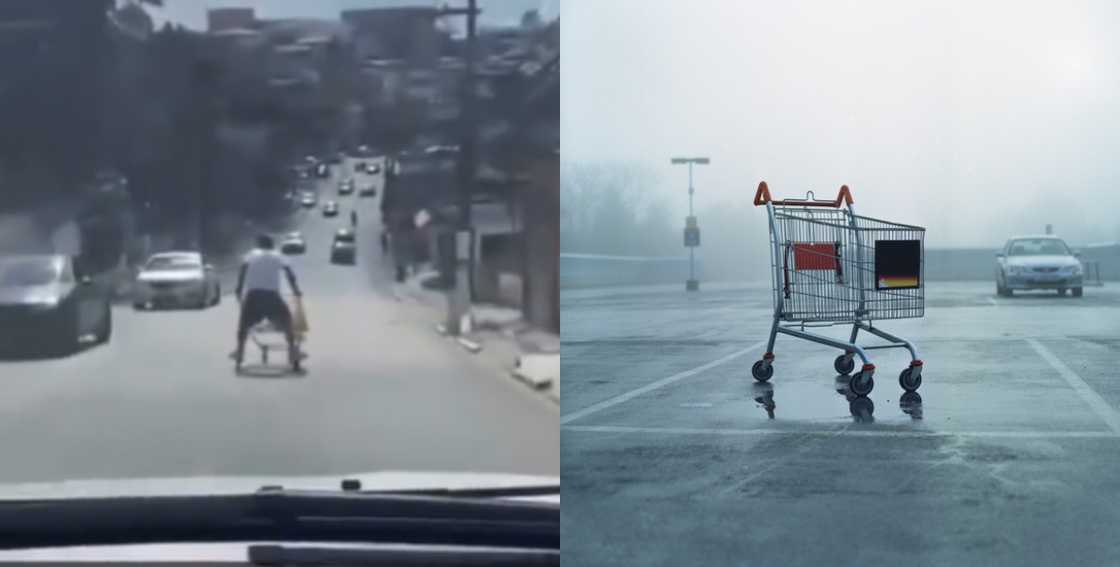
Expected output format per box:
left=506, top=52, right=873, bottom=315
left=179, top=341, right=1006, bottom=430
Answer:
left=0, top=155, right=558, bottom=484
left=561, top=281, right=1120, bottom=566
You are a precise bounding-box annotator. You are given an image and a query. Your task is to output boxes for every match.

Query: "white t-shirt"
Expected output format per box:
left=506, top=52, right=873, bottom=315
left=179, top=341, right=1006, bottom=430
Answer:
left=242, top=249, right=289, bottom=293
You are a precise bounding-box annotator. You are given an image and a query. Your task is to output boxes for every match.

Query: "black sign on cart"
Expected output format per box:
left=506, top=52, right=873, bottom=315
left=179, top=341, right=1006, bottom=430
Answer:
left=874, top=239, right=921, bottom=290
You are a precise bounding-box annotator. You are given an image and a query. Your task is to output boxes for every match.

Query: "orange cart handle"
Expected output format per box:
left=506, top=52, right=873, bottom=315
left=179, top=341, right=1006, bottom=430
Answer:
left=754, top=181, right=854, bottom=208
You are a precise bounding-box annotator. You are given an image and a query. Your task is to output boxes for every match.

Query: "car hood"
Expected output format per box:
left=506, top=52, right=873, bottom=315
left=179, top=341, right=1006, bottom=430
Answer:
left=0, top=470, right=559, bottom=501
left=138, top=270, right=204, bottom=282
left=1004, top=255, right=1079, bottom=268
left=0, top=282, right=70, bottom=305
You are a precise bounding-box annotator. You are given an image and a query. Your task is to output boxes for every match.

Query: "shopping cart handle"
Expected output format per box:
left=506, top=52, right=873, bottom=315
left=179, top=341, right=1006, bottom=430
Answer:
left=754, top=182, right=854, bottom=208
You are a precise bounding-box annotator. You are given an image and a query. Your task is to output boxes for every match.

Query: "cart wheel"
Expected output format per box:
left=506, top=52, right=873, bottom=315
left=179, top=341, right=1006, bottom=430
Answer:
left=849, top=372, right=874, bottom=396
left=833, top=354, right=855, bottom=375
left=899, top=367, right=922, bottom=392
left=751, top=360, right=773, bottom=382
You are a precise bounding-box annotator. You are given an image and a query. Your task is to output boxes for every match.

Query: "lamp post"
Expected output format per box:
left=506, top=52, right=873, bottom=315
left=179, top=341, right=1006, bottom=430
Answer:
left=671, top=156, right=709, bottom=291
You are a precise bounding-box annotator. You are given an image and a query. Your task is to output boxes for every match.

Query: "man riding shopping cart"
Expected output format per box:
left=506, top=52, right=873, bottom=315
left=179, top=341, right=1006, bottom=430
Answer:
left=231, top=234, right=305, bottom=371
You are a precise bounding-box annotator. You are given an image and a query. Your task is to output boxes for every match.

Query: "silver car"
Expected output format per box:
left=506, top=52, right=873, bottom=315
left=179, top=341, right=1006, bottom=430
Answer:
left=995, top=235, right=1083, bottom=297
left=134, top=252, right=221, bottom=309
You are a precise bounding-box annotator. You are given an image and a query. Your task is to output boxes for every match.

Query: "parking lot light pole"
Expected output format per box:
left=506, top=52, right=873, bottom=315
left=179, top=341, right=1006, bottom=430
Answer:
left=671, top=157, right=709, bottom=291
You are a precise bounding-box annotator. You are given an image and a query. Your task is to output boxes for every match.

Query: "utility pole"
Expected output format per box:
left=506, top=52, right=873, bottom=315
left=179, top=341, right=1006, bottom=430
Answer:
left=439, top=0, right=481, bottom=335
left=671, top=156, right=709, bottom=291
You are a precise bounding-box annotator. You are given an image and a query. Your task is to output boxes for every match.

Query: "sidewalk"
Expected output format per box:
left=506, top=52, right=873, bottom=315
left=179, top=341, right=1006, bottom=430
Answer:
left=396, top=268, right=560, bottom=403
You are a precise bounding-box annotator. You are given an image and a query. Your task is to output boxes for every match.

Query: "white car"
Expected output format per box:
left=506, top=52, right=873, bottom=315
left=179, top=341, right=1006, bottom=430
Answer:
left=134, top=252, right=220, bottom=309
left=280, top=232, right=306, bottom=255
left=995, top=235, right=1084, bottom=297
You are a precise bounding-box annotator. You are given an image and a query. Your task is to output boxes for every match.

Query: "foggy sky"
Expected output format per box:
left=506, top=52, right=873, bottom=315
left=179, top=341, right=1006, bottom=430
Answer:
left=151, top=0, right=557, bottom=31
left=563, top=0, right=1120, bottom=247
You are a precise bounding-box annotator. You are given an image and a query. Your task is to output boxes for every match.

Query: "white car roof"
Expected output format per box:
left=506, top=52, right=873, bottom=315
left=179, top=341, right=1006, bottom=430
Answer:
left=149, top=251, right=202, bottom=262
left=1007, top=235, right=1064, bottom=241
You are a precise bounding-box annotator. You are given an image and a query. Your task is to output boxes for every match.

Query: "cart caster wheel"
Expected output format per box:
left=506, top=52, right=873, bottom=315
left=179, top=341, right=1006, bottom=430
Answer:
left=834, top=354, right=855, bottom=375
left=849, top=372, right=874, bottom=396
left=751, top=360, right=773, bottom=382
left=899, top=367, right=922, bottom=392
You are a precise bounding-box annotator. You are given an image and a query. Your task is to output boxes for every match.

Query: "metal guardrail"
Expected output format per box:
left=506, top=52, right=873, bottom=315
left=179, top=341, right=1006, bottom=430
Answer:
left=1083, top=260, right=1104, bottom=287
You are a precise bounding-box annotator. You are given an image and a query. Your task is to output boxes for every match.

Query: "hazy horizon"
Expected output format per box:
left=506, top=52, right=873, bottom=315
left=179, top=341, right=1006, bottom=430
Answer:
left=563, top=0, right=1120, bottom=249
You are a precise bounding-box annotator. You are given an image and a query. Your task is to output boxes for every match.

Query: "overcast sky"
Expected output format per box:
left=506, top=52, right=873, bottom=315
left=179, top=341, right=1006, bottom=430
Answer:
left=563, top=0, right=1120, bottom=247
left=151, top=0, right=556, bottom=31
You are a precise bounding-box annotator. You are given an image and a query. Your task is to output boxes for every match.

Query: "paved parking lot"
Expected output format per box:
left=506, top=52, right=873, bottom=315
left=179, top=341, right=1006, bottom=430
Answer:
left=561, top=281, right=1120, bottom=566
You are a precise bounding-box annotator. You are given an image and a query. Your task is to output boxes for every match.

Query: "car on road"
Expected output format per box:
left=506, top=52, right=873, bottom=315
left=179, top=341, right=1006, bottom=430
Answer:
left=315, top=163, right=329, bottom=178
left=996, top=235, right=1084, bottom=297
left=331, top=228, right=357, bottom=265
left=300, top=192, right=316, bottom=208
left=359, top=184, right=377, bottom=197
left=280, top=232, right=306, bottom=255
left=354, top=161, right=366, bottom=172
left=323, top=201, right=340, bottom=217
left=365, top=162, right=381, bottom=174
left=134, top=251, right=220, bottom=310
left=338, top=179, right=354, bottom=195
left=0, top=254, right=112, bottom=354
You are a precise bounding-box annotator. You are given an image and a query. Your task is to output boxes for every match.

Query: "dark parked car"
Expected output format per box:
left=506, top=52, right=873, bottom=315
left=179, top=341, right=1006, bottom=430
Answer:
left=354, top=161, right=366, bottom=172
left=0, top=254, right=111, bottom=354
left=330, top=228, right=357, bottom=265
left=366, top=163, right=381, bottom=174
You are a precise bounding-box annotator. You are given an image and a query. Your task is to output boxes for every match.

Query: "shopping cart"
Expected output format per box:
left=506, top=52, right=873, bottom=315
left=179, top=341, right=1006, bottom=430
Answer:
left=751, top=182, right=925, bottom=396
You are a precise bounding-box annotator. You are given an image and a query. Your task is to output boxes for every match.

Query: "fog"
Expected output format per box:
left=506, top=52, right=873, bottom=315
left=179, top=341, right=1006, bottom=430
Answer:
left=562, top=0, right=1120, bottom=256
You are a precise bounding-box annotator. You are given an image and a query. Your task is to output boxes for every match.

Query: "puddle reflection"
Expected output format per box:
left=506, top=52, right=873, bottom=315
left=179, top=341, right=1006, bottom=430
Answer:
left=751, top=377, right=925, bottom=423
left=834, top=376, right=875, bottom=422
left=752, top=383, right=776, bottom=419
left=899, top=391, right=923, bottom=420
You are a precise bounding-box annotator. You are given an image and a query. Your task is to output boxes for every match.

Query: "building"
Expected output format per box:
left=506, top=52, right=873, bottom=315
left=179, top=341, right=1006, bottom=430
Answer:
left=341, top=7, right=443, bottom=68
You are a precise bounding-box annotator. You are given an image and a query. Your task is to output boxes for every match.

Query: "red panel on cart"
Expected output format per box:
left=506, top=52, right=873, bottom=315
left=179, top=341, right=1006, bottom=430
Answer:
left=792, top=243, right=838, bottom=270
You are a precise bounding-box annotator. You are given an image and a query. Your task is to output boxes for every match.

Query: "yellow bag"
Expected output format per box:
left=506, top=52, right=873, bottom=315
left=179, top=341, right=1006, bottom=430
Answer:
left=291, top=296, right=309, bottom=338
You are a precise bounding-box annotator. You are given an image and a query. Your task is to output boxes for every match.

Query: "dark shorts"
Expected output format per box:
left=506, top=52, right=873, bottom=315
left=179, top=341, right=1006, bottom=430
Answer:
left=238, top=289, right=291, bottom=336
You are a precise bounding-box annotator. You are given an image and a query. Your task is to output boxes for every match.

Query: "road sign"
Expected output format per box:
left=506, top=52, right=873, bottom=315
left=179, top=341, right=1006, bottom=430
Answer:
left=684, top=226, right=700, bottom=247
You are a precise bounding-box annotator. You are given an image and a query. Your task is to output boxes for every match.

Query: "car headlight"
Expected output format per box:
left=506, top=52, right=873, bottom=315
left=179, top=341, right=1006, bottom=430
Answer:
left=28, top=298, right=60, bottom=310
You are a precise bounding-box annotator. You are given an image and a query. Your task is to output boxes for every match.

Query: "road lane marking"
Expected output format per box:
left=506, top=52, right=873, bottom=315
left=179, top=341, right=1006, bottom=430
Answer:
left=1027, top=338, right=1120, bottom=435
left=563, top=425, right=1119, bottom=439
left=560, top=341, right=766, bottom=425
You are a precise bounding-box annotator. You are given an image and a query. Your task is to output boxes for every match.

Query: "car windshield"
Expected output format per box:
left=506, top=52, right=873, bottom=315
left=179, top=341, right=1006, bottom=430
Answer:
left=145, top=257, right=200, bottom=271
left=0, top=258, right=60, bottom=286
left=0, top=0, right=558, bottom=525
left=1008, top=239, right=1071, bottom=256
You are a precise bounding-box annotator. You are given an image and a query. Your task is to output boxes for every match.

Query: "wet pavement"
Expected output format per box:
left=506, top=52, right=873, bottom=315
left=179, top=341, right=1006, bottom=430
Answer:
left=561, top=281, right=1120, bottom=566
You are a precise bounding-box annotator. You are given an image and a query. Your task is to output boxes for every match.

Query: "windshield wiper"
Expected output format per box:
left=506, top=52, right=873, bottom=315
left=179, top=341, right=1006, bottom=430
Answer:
left=248, top=543, right=559, bottom=566
left=0, top=486, right=559, bottom=551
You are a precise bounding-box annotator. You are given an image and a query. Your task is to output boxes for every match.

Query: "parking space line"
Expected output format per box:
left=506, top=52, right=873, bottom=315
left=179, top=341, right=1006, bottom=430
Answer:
left=1027, top=338, right=1120, bottom=435
left=564, top=425, right=1119, bottom=439
left=560, top=341, right=766, bottom=425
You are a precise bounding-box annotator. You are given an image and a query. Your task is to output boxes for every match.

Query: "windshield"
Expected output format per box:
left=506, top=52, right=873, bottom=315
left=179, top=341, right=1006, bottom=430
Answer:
left=144, top=257, right=200, bottom=271
left=0, top=0, right=558, bottom=526
left=1008, top=239, right=1072, bottom=256
left=0, top=258, right=60, bottom=287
